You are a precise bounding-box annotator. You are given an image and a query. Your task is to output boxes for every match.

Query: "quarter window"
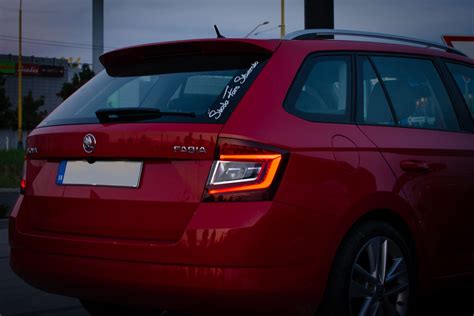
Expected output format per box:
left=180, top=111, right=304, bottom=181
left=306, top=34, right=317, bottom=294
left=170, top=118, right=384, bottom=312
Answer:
left=369, top=56, right=459, bottom=131
left=284, top=55, right=351, bottom=123
left=446, top=62, right=474, bottom=121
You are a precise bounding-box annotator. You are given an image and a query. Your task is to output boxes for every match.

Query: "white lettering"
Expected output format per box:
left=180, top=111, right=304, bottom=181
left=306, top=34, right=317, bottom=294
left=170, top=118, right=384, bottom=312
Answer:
left=208, top=61, right=259, bottom=120
left=233, top=61, right=259, bottom=85
left=208, top=100, right=229, bottom=120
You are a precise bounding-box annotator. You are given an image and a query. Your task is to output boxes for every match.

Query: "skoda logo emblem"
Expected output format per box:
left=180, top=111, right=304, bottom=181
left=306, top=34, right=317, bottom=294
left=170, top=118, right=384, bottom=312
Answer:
left=83, top=134, right=96, bottom=153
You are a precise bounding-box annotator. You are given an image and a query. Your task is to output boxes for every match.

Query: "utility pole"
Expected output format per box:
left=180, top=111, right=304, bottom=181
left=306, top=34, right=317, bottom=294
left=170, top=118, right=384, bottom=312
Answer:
left=280, top=0, right=285, bottom=38
left=92, top=0, right=104, bottom=73
left=17, top=0, right=23, bottom=149
left=304, top=0, right=334, bottom=30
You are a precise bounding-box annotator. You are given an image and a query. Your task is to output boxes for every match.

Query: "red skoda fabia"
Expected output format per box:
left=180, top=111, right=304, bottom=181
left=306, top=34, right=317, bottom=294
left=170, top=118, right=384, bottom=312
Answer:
left=9, top=30, right=474, bottom=315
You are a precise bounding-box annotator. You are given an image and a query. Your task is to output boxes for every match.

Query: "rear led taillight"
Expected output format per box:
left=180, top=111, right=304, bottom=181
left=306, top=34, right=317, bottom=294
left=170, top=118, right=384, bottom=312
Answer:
left=20, top=156, right=26, bottom=195
left=204, top=139, right=286, bottom=201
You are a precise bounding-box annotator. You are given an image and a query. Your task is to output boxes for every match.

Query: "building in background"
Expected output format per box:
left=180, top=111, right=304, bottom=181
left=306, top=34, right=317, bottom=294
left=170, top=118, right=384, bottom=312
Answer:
left=0, top=54, right=84, bottom=149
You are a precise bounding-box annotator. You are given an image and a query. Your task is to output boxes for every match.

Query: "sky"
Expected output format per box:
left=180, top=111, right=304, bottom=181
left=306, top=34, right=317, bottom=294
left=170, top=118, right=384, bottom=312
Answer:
left=0, top=0, right=473, bottom=64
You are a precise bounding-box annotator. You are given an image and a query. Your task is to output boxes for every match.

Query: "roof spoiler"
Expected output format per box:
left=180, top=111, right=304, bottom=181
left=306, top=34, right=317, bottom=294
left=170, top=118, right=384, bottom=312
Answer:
left=100, top=39, right=280, bottom=76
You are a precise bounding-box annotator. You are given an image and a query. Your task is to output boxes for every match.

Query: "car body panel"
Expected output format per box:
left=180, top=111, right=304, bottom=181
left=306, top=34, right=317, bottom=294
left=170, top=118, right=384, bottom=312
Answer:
left=23, top=123, right=219, bottom=241
left=9, top=37, right=474, bottom=312
left=359, top=125, right=474, bottom=276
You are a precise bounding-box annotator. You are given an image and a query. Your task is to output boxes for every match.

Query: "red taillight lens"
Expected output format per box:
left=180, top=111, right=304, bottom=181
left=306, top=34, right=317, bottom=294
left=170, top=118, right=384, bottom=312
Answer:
left=204, top=139, right=286, bottom=201
left=20, top=157, right=26, bottom=194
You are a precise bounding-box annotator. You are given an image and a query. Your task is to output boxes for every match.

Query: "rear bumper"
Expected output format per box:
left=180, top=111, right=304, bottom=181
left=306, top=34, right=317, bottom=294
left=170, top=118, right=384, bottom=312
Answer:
left=9, top=196, right=333, bottom=312
left=11, top=247, right=316, bottom=313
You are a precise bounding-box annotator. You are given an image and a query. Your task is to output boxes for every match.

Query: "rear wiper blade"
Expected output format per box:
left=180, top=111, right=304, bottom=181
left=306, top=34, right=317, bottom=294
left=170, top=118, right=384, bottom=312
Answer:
left=95, top=107, right=196, bottom=123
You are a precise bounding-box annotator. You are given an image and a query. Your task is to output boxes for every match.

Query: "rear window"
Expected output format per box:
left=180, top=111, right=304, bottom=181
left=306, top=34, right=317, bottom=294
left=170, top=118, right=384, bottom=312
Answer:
left=40, top=55, right=267, bottom=127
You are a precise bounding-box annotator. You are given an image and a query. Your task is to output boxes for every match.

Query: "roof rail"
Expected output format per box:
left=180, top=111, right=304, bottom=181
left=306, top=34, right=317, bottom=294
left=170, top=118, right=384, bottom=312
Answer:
left=284, top=29, right=467, bottom=57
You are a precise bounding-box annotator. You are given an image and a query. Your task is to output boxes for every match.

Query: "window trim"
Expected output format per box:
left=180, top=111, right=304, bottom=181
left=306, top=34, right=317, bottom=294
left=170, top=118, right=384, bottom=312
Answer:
left=283, top=52, right=354, bottom=124
left=354, top=52, right=469, bottom=134
left=366, top=56, right=400, bottom=124
left=438, top=58, right=474, bottom=133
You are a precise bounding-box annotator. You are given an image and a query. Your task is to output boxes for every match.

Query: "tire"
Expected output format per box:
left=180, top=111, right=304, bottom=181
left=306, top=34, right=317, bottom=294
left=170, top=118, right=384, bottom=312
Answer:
left=81, top=300, right=164, bottom=316
left=318, top=220, right=416, bottom=316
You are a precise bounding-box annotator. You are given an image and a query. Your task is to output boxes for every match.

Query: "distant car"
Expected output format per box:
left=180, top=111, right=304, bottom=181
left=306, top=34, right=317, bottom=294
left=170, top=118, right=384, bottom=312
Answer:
left=9, top=29, right=474, bottom=316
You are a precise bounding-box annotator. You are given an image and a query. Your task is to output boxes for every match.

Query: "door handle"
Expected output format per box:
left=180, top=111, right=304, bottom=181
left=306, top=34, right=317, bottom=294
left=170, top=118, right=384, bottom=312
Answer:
left=400, top=160, right=431, bottom=172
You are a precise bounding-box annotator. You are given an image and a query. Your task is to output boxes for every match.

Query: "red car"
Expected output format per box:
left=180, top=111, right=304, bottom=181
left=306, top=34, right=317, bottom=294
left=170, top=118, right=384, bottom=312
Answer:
left=9, top=30, right=474, bottom=315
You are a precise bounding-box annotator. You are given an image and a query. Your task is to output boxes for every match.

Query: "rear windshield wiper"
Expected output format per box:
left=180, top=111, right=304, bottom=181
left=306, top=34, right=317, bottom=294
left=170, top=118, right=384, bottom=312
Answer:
left=95, top=107, right=196, bottom=123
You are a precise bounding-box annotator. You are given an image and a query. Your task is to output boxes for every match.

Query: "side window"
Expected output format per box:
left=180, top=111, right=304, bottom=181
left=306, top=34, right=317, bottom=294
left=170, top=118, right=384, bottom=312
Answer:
left=446, top=62, right=474, bottom=121
left=358, top=57, right=394, bottom=125
left=284, top=55, right=351, bottom=123
left=370, top=56, right=459, bottom=131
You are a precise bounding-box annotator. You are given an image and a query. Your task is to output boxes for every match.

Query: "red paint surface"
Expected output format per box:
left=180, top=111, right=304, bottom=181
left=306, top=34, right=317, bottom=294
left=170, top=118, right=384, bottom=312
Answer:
left=9, top=38, right=474, bottom=313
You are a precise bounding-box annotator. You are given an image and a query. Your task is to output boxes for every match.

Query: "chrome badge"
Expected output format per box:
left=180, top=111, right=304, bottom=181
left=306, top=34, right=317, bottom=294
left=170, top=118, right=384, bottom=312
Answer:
left=26, top=147, right=38, bottom=155
left=174, top=146, right=207, bottom=154
left=83, top=134, right=96, bottom=153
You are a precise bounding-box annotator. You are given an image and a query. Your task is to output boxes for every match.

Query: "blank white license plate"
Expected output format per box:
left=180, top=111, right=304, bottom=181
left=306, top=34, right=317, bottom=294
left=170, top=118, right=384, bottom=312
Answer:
left=56, top=160, right=143, bottom=188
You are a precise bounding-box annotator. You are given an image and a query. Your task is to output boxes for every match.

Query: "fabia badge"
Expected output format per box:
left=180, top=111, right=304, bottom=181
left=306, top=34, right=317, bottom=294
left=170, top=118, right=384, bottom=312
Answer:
left=174, top=146, right=206, bottom=154
left=83, top=134, right=96, bottom=153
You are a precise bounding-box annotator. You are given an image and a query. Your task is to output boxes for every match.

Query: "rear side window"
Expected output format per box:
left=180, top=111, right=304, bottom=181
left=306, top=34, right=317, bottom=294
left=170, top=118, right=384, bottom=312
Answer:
left=446, top=62, right=474, bottom=121
left=284, top=55, right=351, bottom=123
left=358, top=57, right=394, bottom=125
left=365, top=56, right=459, bottom=131
left=39, top=55, right=267, bottom=127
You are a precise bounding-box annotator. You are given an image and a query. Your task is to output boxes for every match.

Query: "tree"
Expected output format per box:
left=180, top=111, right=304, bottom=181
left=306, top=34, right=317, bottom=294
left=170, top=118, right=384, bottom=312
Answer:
left=57, top=64, right=95, bottom=101
left=9, top=91, right=47, bottom=131
left=0, top=75, right=14, bottom=128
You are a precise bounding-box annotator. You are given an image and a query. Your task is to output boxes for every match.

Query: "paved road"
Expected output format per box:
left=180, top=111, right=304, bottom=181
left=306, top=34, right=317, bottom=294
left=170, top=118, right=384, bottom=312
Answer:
left=0, top=221, right=472, bottom=315
left=0, top=225, right=88, bottom=316
left=0, top=190, right=19, bottom=218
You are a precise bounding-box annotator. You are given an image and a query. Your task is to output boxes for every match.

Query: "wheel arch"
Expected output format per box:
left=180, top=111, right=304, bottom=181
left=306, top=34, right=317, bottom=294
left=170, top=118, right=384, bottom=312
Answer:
left=351, top=208, right=416, bottom=255
left=332, top=201, right=432, bottom=292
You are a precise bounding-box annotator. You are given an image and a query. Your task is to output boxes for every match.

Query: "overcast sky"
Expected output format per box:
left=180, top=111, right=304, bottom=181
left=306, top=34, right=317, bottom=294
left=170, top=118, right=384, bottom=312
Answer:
left=0, top=0, right=473, bottom=64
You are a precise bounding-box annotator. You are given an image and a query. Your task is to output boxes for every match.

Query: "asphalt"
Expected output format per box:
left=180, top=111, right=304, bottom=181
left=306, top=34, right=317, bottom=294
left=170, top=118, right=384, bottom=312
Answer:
left=0, top=189, right=19, bottom=218
left=0, top=225, right=88, bottom=316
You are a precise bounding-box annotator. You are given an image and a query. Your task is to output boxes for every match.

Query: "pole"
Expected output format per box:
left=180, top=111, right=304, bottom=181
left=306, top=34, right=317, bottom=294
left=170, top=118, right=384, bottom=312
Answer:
left=280, top=0, right=285, bottom=38
left=304, top=0, right=334, bottom=30
left=244, top=21, right=269, bottom=38
left=92, top=0, right=104, bottom=73
left=17, top=0, right=23, bottom=149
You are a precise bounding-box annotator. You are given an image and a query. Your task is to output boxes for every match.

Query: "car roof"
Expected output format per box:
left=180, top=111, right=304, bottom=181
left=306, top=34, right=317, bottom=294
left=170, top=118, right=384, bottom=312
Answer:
left=281, top=39, right=474, bottom=64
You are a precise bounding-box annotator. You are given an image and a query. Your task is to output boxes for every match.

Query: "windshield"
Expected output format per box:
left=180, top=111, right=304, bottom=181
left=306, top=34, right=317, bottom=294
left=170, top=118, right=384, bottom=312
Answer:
left=40, top=56, right=266, bottom=127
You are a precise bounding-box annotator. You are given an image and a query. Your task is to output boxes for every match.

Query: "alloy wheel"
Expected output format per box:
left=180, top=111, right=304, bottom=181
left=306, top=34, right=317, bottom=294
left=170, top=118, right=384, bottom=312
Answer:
left=349, top=237, right=410, bottom=316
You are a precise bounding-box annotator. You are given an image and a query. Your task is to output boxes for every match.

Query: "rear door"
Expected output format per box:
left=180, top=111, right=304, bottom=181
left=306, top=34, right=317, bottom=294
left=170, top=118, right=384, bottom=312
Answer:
left=356, top=54, right=474, bottom=277
left=443, top=60, right=474, bottom=275
left=20, top=40, right=276, bottom=242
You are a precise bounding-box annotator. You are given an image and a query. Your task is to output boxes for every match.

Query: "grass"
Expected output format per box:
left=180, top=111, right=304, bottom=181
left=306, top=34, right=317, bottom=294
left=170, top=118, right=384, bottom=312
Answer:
left=0, top=149, right=24, bottom=188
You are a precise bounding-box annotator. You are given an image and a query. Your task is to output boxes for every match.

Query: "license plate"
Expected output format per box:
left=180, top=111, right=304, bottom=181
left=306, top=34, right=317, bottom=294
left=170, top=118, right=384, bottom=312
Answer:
left=56, top=160, right=143, bottom=188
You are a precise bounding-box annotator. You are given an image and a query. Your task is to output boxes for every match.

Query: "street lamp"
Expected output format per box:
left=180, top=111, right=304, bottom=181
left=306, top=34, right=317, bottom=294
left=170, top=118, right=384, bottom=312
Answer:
left=17, top=0, right=23, bottom=149
left=254, top=25, right=282, bottom=37
left=244, top=21, right=269, bottom=38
